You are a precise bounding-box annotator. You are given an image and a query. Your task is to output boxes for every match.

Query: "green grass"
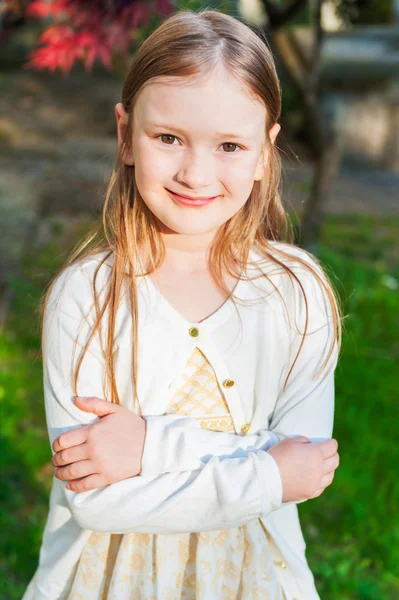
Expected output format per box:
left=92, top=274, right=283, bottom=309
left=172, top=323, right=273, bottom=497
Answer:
left=305, top=218, right=399, bottom=599
left=1, top=213, right=398, bottom=599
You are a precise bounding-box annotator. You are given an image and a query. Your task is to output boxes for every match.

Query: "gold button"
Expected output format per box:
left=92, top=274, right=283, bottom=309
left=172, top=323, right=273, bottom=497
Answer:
left=188, top=327, right=199, bottom=337
left=275, top=560, right=287, bottom=569
left=222, top=379, right=235, bottom=388
left=241, top=423, right=250, bottom=434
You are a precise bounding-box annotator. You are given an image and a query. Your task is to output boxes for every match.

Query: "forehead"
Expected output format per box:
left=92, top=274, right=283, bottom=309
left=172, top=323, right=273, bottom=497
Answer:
left=133, top=68, right=267, bottom=138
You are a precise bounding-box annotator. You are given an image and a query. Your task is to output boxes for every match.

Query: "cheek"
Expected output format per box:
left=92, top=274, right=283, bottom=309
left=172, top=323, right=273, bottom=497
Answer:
left=135, top=139, right=169, bottom=183
left=225, top=160, right=258, bottom=197
left=222, top=152, right=259, bottom=181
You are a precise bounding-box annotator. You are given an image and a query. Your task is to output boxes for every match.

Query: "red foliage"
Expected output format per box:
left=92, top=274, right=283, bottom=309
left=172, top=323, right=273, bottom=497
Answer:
left=24, top=0, right=174, bottom=75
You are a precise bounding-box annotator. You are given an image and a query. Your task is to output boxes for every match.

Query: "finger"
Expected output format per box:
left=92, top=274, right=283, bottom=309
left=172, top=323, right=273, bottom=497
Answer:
left=52, top=425, right=90, bottom=453
left=66, top=474, right=106, bottom=493
left=52, top=443, right=89, bottom=467
left=311, top=487, right=325, bottom=498
left=322, top=454, right=340, bottom=474
left=54, top=459, right=95, bottom=482
left=319, top=438, right=339, bottom=458
left=320, top=471, right=335, bottom=488
left=74, top=396, right=118, bottom=417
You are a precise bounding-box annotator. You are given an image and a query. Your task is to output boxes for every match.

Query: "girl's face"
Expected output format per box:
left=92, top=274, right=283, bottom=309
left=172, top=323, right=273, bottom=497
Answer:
left=116, top=66, right=280, bottom=239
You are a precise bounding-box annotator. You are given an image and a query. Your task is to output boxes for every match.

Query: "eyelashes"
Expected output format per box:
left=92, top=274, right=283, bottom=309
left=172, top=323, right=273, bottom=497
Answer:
left=156, top=134, right=243, bottom=153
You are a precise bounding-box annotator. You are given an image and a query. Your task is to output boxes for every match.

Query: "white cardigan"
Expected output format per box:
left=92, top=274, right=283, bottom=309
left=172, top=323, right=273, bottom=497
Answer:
left=23, top=241, right=338, bottom=600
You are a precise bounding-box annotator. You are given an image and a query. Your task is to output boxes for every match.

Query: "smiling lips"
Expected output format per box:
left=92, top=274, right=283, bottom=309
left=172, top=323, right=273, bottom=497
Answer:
left=167, top=189, right=219, bottom=207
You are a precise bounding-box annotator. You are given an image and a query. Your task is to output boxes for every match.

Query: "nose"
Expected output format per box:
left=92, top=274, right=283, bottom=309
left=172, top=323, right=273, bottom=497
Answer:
left=176, top=149, right=215, bottom=190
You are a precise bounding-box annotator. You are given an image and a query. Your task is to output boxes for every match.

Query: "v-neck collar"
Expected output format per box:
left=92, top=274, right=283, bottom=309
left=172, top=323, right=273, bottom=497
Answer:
left=139, top=248, right=256, bottom=333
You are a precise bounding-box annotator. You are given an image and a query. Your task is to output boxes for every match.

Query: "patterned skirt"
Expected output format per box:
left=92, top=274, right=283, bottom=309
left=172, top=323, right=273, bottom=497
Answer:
left=66, top=518, right=286, bottom=600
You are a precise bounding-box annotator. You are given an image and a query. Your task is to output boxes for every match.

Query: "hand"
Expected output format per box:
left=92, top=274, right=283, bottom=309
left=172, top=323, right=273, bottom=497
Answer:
left=267, top=436, right=340, bottom=503
left=51, top=396, right=147, bottom=493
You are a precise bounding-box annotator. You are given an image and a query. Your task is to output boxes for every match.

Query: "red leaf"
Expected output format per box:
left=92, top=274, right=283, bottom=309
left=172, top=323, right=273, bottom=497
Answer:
left=74, top=31, right=113, bottom=71
left=84, top=45, right=97, bottom=72
left=27, top=0, right=67, bottom=19
left=26, top=1, right=54, bottom=18
left=24, top=36, right=84, bottom=75
left=39, top=25, right=75, bottom=44
left=24, top=0, right=174, bottom=74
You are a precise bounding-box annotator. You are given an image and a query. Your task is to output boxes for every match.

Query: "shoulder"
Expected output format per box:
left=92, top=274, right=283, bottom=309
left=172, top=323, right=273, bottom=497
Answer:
left=251, top=241, right=323, bottom=274
left=250, top=241, right=335, bottom=325
left=46, top=250, right=114, bottom=317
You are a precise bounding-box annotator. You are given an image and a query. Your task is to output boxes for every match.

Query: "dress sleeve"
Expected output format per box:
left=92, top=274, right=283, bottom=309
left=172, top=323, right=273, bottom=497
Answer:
left=42, top=261, right=283, bottom=534
left=140, top=251, right=339, bottom=509
left=140, top=415, right=285, bottom=475
left=267, top=253, right=338, bottom=441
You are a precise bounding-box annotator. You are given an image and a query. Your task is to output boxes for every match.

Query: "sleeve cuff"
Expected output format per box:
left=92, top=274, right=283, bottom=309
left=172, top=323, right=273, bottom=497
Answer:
left=253, top=451, right=283, bottom=514
left=140, top=416, right=165, bottom=476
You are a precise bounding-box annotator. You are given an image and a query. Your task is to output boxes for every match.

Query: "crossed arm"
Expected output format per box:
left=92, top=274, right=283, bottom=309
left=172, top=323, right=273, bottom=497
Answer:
left=44, top=261, right=338, bottom=534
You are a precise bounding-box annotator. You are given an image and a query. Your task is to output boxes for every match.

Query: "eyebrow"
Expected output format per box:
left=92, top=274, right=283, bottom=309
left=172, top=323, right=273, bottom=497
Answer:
left=145, top=121, right=257, bottom=141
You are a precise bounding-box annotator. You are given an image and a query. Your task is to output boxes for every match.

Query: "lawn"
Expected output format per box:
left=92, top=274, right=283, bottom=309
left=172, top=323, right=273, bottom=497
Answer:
left=1, top=213, right=398, bottom=599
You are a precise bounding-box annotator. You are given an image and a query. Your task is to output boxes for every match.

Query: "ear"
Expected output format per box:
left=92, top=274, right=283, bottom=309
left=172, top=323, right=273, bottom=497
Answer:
left=254, top=123, right=281, bottom=181
left=269, top=122, right=281, bottom=146
left=115, top=102, right=134, bottom=166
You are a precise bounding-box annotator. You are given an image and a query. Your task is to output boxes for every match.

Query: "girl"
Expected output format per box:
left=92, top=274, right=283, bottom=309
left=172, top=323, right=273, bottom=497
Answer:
left=22, top=8, right=341, bottom=600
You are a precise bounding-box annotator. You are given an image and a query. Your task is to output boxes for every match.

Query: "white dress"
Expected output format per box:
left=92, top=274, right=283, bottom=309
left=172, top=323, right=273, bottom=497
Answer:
left=26, top=347, right=287, bottom=600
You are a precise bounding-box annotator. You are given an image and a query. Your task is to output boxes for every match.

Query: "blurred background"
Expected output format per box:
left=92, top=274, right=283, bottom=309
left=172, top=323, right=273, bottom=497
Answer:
left=0, top=1, right=398, bottom=598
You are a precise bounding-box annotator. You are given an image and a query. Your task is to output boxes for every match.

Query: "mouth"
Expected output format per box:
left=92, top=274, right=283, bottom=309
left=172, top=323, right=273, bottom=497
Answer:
left=166, top=189, right=219, bottom=207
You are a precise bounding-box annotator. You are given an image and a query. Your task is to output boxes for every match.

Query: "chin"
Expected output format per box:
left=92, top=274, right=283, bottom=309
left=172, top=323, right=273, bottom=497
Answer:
left=151, top=211, right=220, bottom=236
left=167, top=223, right=219, bottom=236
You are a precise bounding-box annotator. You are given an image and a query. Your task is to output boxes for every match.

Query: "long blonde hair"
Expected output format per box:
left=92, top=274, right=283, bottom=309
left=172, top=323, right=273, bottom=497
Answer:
left=39, top=9, right=342, bottom=415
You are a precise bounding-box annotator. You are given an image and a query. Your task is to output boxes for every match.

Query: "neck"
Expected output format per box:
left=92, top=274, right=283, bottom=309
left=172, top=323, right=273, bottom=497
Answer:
left=153, top=219, right=219, bottom=272
left=160, top=240, right=210, bottom=272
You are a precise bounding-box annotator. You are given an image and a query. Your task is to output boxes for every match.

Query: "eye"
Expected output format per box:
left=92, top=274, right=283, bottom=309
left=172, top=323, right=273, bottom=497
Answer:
left=157, top=134, right=179, bottom=145
left=222, top=142, right=241, bottom=153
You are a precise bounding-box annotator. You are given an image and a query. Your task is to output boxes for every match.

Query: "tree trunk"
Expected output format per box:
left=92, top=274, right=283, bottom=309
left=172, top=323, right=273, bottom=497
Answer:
left=298, top=129, right=341, bottom=253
